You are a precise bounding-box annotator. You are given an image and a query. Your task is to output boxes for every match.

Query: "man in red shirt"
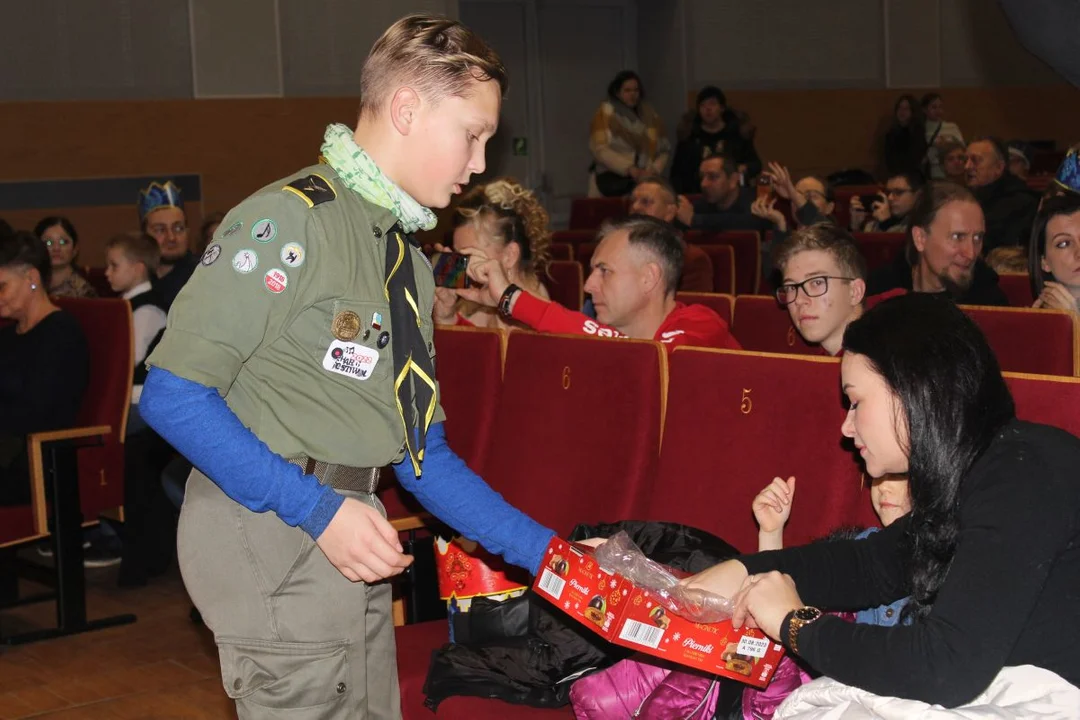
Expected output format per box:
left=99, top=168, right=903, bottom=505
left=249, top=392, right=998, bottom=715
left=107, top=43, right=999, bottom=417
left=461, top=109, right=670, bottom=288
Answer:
left=458, top=215, right=741, bottom=352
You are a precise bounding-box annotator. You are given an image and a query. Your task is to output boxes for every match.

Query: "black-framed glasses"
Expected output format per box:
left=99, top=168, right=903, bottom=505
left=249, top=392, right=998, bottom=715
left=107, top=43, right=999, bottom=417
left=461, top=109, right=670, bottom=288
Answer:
left=775, top=276, right=854, bottom=305
left=44, top=238, right=71, bottom=248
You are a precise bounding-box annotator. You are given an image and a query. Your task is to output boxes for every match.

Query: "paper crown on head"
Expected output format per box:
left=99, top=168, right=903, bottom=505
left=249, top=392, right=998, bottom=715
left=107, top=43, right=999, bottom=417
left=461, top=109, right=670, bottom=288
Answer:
left=1054, top=143, right=1080, bottom=195
left=138, top=180, right=184, bottom=221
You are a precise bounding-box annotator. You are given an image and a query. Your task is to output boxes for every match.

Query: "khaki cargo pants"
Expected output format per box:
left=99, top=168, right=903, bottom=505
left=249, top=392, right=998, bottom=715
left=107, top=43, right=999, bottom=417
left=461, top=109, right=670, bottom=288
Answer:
left=178, top=469, right=400, bottom=719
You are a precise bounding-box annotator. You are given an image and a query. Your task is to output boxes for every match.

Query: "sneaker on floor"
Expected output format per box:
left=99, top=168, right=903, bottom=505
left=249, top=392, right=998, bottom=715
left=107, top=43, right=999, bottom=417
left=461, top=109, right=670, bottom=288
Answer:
left=82, top=544, right=122, bottom=569
left=36, top=540, right=91, bottom=559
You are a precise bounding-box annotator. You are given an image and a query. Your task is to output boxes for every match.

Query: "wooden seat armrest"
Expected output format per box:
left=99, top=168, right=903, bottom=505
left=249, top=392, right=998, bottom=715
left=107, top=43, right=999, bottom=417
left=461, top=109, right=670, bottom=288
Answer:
left=26, top=425, right=112, bottom=535
left=389, top=513, right=431, bottom=532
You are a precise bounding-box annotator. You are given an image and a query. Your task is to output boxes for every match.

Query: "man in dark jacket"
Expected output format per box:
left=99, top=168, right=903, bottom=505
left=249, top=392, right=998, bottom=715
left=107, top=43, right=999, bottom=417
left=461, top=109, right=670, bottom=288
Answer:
left=965, top=137, right=1037, bottom=253
left=670, top=86, right=761, bottom=194
left=675, top=153, right=770, bottom=233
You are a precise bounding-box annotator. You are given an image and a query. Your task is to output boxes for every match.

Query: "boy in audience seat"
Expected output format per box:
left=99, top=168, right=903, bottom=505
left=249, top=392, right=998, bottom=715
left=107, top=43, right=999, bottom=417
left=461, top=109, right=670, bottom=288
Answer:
left=104, top=233, right=174, bottom=586
left=461, top=215, right=741, bottom=352
left=773, top=223, right=902, bottom=357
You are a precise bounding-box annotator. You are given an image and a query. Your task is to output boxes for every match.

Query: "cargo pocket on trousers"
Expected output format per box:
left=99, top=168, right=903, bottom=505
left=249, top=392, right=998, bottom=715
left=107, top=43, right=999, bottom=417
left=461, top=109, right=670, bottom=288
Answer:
left=218, top=636, right=351, bottom=716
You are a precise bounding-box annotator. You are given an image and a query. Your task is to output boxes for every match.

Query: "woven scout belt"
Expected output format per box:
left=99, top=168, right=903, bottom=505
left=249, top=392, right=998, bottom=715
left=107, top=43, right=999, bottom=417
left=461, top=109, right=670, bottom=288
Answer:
left=287, top=456, right=380, bottom=494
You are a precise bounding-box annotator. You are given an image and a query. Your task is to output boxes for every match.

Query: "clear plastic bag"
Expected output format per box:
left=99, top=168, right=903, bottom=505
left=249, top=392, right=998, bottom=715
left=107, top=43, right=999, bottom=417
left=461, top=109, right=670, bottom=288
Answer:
left=591, top=531, right=734, bottom=623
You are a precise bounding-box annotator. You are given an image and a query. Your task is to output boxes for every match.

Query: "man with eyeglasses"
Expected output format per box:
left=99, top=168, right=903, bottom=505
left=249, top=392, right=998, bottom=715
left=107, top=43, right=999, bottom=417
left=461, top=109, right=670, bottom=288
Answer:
left=139, top=181, right=197, bottom=310
left=850, top=172, right=925, bottom=233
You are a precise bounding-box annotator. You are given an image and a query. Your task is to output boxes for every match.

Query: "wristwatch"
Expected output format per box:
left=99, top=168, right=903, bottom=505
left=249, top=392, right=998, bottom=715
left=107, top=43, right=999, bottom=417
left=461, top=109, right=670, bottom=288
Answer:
left=787, top=606, right=822, bottom=655
left=498, top=284, right=522, bottom=319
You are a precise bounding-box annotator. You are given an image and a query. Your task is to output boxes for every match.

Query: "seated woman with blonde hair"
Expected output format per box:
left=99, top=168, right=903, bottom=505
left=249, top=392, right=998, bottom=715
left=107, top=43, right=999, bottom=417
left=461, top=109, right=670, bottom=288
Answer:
left=435, top=178, right=552, bottom=329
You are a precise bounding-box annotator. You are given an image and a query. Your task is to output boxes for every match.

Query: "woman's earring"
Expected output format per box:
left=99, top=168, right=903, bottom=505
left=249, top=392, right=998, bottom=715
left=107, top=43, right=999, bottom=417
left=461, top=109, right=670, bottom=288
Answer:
left=30, top=283, right=37, bottom=290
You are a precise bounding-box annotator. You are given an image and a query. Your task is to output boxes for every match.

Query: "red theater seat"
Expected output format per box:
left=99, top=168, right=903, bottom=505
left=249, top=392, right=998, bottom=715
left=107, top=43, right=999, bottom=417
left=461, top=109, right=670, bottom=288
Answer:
left=548, top=242, right=573, bottom=261
left=0, top=507, right=39, bottom=548
left=853, top=232, right=906, bottom=275
left=654, top=348, right=874, bottom=553
left=961, top=305, right=1078, bottom=377
left=569, top=197, right=627, bottom=230
left=434, top=326, right=505, bottom=472
left=1005, top=372, right=1080, bottom=437
left=997, top=273, right=1035, bottom=308
left=551, top=229, right=598, bottom=246
left=694, top=243, right=736, bottom=294
left=676, top=292, right=734, bottom=327
left=694, top=231, right=761, bottom=294
left=731, top=295, right=818, bottom=355
left=574, top=242, right=597, bottom=272
left=542, top=261, right=585, bottom=311
left=483, top=332, right=665, bottom=535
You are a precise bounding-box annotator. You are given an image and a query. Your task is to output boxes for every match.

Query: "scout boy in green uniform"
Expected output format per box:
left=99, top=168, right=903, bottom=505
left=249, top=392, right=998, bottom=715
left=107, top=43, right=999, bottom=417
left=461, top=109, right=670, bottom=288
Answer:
left=140, top=15, right=556, bottom=719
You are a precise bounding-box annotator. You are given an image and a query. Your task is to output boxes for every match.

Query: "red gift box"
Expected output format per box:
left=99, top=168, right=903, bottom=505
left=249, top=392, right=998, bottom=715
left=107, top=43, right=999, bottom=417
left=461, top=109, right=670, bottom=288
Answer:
left=533, top=537, right=785, bottom=688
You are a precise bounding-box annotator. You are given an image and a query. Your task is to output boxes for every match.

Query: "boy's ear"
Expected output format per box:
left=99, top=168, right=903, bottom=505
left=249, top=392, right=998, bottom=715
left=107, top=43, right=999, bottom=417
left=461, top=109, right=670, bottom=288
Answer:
left=389, top=87, right=421, bottom=136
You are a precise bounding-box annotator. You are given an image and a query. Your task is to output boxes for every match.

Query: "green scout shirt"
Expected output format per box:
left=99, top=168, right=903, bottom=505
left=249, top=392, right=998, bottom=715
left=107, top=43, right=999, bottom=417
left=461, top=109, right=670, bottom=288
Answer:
left=148, top=163, right=446, bottom=469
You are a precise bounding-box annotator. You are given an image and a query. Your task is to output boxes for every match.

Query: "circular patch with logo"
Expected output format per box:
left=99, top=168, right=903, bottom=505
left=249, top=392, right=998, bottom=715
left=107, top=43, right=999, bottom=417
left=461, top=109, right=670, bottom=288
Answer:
left=331, top=310, right=362, bottom=341
left=264, top=268, right=288, bottom=294
left=231, top=249, right=259, bottom=274
left=251, top=218, right=278, bottom=244
left=201, top=243, right=222, bottom=266
left=280, top=242, right=305, bottom=268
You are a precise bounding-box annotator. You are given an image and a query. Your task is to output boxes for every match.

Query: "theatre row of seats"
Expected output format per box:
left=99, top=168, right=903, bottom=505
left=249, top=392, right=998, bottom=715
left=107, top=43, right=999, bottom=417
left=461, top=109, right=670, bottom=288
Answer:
left=389, top=326, right=1080, bottom=719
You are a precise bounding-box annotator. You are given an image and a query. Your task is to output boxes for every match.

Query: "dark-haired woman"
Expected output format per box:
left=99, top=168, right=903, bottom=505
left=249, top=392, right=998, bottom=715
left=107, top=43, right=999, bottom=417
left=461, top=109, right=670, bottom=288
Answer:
left=34, top=216, right=96, bottom=298
left=1030, top=193, right=1080, bottom=319
left=882, top=94, right=926, bottom=177
left=0, top=231, right=89, bottom=505
left=684, top=293, right=1080, bottom=712
left=588, top=70, right=669, bottom=197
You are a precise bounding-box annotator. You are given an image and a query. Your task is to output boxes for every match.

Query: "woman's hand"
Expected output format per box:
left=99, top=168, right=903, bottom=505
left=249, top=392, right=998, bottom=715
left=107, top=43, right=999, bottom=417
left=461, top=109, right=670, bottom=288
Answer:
left=730, top=571, right=804, bottom=641
left=849, top=196, right=868, bottom=231
left=1035, top=281, right=1080, bottom=316
left=456, top=248, right=509, bottom=308
left=751, top=197, right=786, bottom=232
left=766, top=162, right=795, bottom=201
left=752, top=476, right=795, bottom=536
left=433, top=287, right=460, bottom=325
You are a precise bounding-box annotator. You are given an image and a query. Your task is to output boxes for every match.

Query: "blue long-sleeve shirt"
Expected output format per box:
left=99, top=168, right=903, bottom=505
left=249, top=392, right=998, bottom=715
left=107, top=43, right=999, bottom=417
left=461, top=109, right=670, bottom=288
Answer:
left=140, top=367, right=554, bottom=574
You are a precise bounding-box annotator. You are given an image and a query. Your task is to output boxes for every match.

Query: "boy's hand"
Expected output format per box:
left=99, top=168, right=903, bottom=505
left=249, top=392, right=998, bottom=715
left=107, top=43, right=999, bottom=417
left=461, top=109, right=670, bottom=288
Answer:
left=316, top=498, right=414, bottom=583
left=752, top=476, right=796, bottom=534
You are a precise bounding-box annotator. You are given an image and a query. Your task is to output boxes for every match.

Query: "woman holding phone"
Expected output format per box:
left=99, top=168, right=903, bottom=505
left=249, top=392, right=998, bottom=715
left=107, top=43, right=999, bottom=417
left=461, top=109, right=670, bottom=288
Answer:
left=434, top=178, right=553, bottom=329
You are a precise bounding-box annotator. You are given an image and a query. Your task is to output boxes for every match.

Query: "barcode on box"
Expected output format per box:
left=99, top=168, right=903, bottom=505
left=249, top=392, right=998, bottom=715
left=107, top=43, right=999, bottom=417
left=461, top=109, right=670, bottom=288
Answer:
left=619, top=619, right=664, bottom=649
left=538, top=569, right=566, bottom=600
left=736, top=635, right=770, bottom=659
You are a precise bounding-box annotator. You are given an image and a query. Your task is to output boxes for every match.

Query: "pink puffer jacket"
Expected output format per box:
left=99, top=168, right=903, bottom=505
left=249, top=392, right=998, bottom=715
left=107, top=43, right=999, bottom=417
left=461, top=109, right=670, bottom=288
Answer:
left=570, top=656, right=719, bottom=719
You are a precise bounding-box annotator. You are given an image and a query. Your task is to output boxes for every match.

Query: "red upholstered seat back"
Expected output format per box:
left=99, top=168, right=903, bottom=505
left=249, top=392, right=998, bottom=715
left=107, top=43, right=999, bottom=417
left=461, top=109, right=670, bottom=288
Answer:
left=433, top=326, right=504, bottom=472
left=853, top=232, right=906, bottom=275
left=997, top=273, right=1035, bottom=308
left=542, top=261, right=585, bottom=311
left=960, top=305, right=1078, bottom=377
left=54, top=297, right=133, bottom=517
left=551, top=229, right=599, bottom=246
left=731, top=295, right=818, bottom=355
left=548, top=242, right=573, bottom=261
left=569, top=197, right=627, bottom=230
left=1005, top=372, right=1080, bottom=437
left=695, top=231, right=761, bottom=294
left=693, top=242, right=736, bottom=294
left=483, top=332, right=665, bottom=536
left=676, top=292, right=734, bottom=327
left=0, top=507, right=37, bottom=546
left=654, top=348, right=875, bottom=553
left=574, top=242, right=597, bottom=273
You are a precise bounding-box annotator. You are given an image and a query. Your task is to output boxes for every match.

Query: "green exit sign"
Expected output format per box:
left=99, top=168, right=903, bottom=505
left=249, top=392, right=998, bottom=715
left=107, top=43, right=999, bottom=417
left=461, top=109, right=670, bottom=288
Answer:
left=512, top=137, right=528, bottom=156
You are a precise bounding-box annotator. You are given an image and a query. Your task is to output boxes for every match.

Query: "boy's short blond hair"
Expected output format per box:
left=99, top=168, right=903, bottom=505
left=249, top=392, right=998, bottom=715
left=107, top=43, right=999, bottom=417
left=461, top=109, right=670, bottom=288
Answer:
left=107, top=232, right=160, bottom=275
left=359, top=14, right=507, bottom=118
left=772, top=223, right=867, bottom=281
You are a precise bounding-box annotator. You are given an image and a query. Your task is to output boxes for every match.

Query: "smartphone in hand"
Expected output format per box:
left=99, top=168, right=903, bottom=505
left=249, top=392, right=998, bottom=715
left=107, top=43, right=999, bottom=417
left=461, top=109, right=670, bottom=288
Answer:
left=431, top=252, right=473, bottom=289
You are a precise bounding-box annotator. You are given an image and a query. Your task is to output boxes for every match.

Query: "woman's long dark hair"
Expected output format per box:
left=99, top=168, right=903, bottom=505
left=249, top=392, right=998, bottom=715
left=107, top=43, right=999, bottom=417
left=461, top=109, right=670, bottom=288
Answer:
left=892, top=94, right=920, bottom=129
left=1028, top=193, right=1080, bottom=298
left=843, top=293, right=1015, bottom=621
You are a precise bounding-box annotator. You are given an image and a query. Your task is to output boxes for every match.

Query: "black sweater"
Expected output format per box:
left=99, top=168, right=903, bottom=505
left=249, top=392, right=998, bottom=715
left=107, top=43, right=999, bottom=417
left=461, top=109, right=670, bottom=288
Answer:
left=741, top=421, right=1080, bottom=707
left=0, top=310, right=89, bottom=434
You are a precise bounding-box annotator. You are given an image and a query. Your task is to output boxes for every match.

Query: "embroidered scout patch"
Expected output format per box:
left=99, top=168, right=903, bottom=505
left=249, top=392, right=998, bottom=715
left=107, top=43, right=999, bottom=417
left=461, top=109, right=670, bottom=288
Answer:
left=264, top=268, right=288, bottom=294
left=331, top=310, right=362, bottom=341
left=231, top=249, right=258, bottom=274
left=251, top=218, right=277, bottom=244
left=201, top=244, right=222, bottom=266
left=221, top=221, right=242, bottom=239
left=280, top=242, right=305, bottom=268
left=322, top=340, right=379, bottom=380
